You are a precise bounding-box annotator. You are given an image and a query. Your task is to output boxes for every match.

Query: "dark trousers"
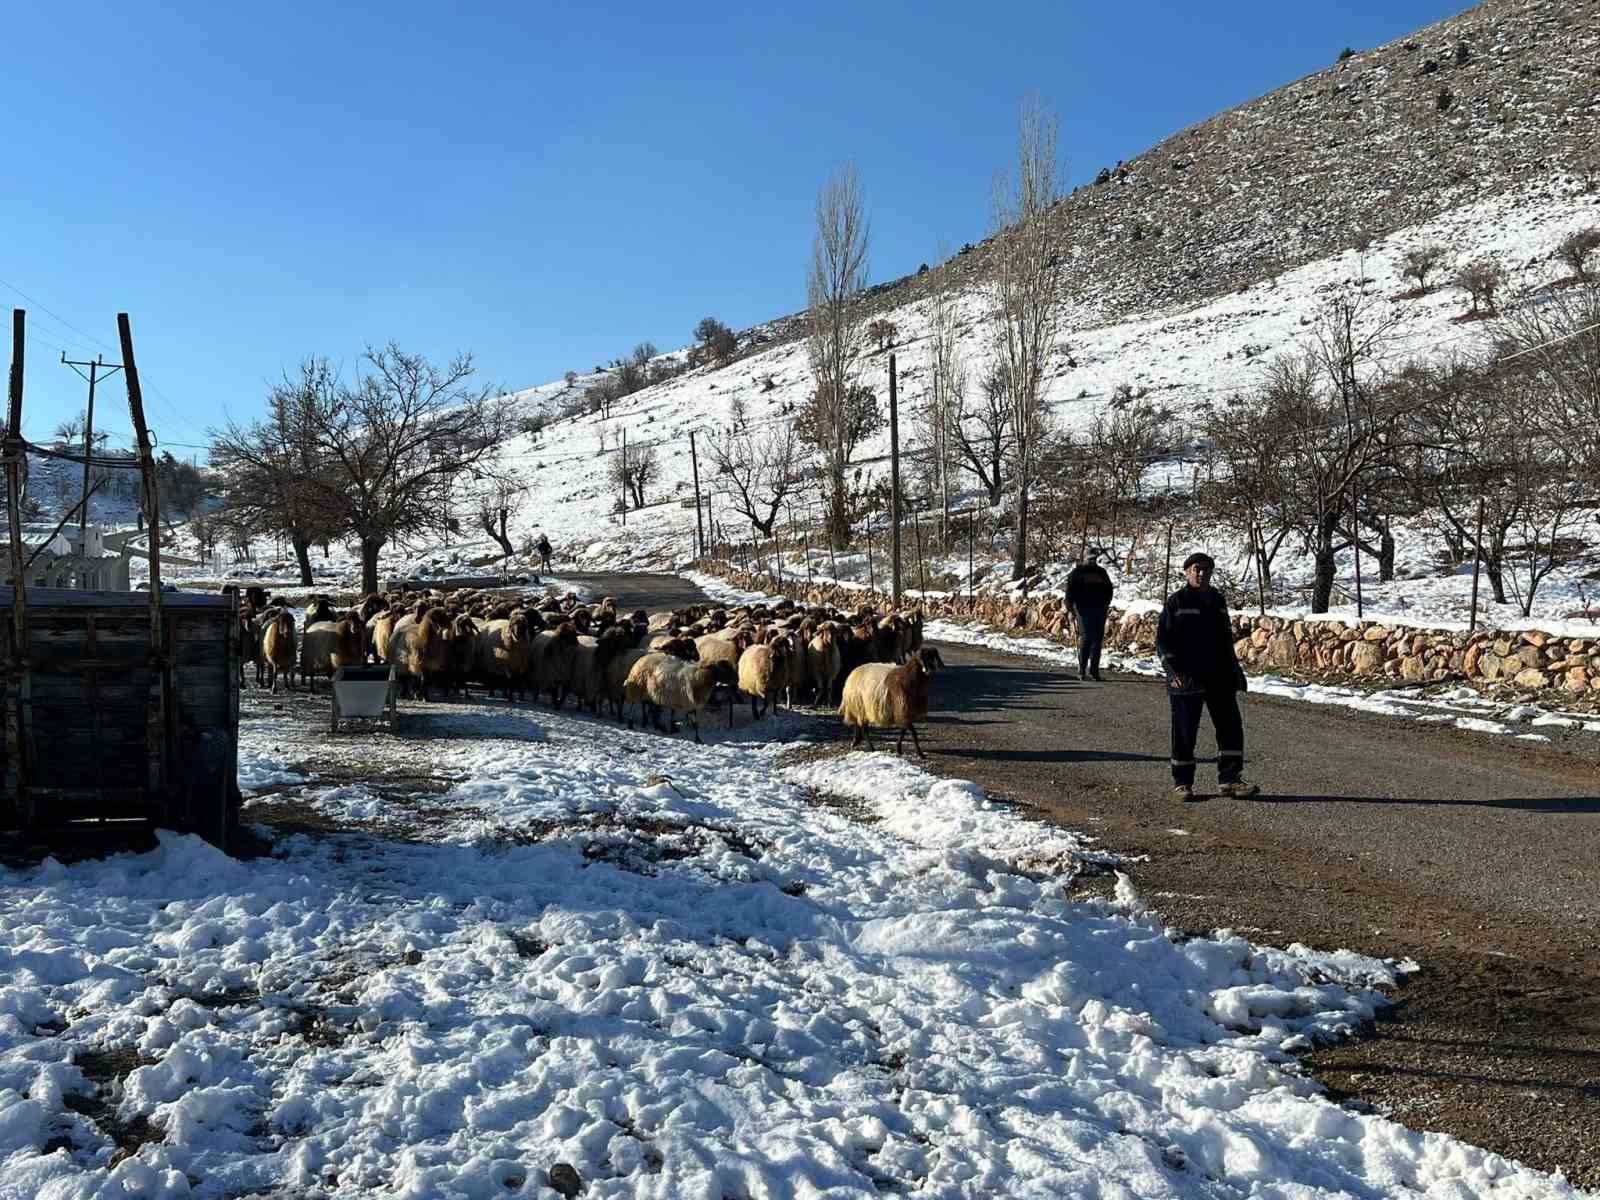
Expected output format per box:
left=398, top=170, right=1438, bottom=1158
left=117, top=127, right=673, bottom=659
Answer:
left=1169, top=689, right=1244, bottom=786
left=1074, top=606, right=1108, bottom=676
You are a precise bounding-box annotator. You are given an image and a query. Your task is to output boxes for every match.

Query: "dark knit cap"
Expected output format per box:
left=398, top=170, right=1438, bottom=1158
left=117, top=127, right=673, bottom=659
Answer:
left=1182, top=552, right=1215, bottom=570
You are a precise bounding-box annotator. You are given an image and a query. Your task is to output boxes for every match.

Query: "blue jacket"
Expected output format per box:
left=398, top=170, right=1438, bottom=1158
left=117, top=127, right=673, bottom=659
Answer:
left=1155, top=585, right=1247, bottom=695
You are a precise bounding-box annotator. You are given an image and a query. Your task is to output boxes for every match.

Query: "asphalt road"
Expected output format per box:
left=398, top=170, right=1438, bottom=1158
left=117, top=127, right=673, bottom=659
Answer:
left=576, top=570, right=1600, bottom=1177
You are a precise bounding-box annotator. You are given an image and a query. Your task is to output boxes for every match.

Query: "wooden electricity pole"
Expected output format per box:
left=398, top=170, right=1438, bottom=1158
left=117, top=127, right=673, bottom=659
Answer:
left=1468, top=496, right=1485, bottom=633
left=888, top=352, right=902, bottom=607
left=689, top=428, right=705, bottom=560
left=5, top=311, right=29, bottom=815
left=61, top=352, right=122, bottom=548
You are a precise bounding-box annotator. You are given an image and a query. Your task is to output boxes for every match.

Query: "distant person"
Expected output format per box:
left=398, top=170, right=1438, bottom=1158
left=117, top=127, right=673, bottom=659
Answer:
left=1065, top=549, right=1114, bottom=681
left=1155, top=552, right=1258, bottom=800
left=536, top=533, right=553, bottom=572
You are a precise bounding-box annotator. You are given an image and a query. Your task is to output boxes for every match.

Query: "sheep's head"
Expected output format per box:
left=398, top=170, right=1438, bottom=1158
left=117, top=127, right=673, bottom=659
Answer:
left=657, top=636, right=698, bottom=662
left=507, top=613, right=531, bottom=644
left=916, top=647, right=946, bottom=674
left=554, top=621, right=580, bottom=645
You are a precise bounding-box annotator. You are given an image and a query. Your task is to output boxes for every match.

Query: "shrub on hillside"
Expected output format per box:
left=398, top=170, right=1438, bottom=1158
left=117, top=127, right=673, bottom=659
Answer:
left=1338, top=47, right=1356, bottom=62
left=1452, top=258, right=1506, bottom=316
left=1399, top=243, right=1449, bottom=294
left=1557, top=227, right=1600, bottom=281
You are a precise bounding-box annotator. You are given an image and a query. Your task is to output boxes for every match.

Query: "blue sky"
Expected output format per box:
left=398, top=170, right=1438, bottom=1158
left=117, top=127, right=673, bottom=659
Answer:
left=3, top=1, right=1467, bottom=454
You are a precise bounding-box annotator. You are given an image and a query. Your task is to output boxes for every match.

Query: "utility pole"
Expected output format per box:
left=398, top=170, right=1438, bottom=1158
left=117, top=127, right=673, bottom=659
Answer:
left=6, top=311, right=29, bottom=814
left=689, top=429, right=704, bottom=559
left=61, top=353, right=123, bottom=549
left=1351, top=491, right=1364, bottom=620
left=888, top=351, right=902, bottom=607
left=620, top=428, right=627, bottom=527
left=1468, top=496, right=1485, bottom=634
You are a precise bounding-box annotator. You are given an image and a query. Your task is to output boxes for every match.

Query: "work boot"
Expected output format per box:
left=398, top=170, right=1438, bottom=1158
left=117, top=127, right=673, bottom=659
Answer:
left=1218, top=780, right=1260, bottom=798
left=1090, top=671, right=1103, bottom=682
left=1171, top=784, right=1194, bottom=801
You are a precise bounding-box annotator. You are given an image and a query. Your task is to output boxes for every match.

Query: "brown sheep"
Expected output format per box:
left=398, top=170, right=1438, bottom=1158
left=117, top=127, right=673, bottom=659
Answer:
left=839, top=647, right=946, bottom=756
left=531, top=622, right=581, bottom=707
left=474, top=614, right=534, bottom=700
left=260, top=610, right=297, bottom=693
left=802, top=624, right=843, bottom=707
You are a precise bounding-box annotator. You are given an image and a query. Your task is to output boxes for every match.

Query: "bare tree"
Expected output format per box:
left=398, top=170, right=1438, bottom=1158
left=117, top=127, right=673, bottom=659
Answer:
left=918, top=270, right=966, bottom=542
left=54, top=413, right=85, bottom=445
left=608, top=440, right=659, bottom=510
left=692, top=317, right=738, bottom=366
left=951, top=363, right=1011, bottom=506
left=1494, top=277, right=1600, bottom=476
left=805, top=164, right=871, bottom=548
left=1556, top=227, right=1600, bottom=282
left=1087, top=398, right=1168, bottom=562
left=1400, top=243, right=1449, bottom=295
left=990, top=95, right=1066, bottom=580
left=1200, top=396, right=1296, bottom=600
left=476, top=480, right=525, bottom=558
left=209, top=358, right=346, bottom=585
left=293, top=344, right=507, bottom=595
left=1452, top=258, right=1506, bottom=316
left=866, top=319, right=899, bottom=352
left=706, top=394, right=801, bottom=537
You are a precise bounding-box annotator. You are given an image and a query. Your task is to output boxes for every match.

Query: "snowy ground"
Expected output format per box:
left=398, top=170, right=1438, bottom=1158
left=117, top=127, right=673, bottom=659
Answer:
left=2, top=682, right=1588, bottom=1199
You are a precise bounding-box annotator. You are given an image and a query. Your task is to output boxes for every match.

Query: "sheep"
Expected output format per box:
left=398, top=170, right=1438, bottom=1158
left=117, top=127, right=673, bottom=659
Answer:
left=388, top=607, right=455, bottom=699
left=530, top=622, right=581, bottom=707
left=801, top=624, right=843, bottom=707
left=444, top=613, right=481, bottom=697
left=737, top=640, right=793, bottom=721
left=834, top=622, right=876, bottom=704
left=567, top=625, right=633, bottom=714
left=299, top=615, right=367, bottom=691
left=622, top=654, right=735, bottom=743
left=605, top=634, right=695, bottom=722
left=839, top=647, right=946, bottom=757
left=260, top=609, right=297, bottom=693
left=474, top=614, right=535, bottom=700
left=896, top=610, right=925, bottom=662
left=305, top=597, right=337, bottom=626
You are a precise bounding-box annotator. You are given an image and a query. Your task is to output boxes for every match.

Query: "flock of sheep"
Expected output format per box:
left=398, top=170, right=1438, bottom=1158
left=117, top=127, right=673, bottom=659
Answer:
left=232, top=585, right=948, bottom=754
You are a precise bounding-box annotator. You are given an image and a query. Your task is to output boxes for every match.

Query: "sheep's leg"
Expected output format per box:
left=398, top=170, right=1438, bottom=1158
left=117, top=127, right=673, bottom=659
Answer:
left=895, top=728, right=906, bottom=756
left=908, top=724, right=925, bottom=758
left=850, top=724, right=864, bottom=748
left=690, top=713, right=702, bottom=745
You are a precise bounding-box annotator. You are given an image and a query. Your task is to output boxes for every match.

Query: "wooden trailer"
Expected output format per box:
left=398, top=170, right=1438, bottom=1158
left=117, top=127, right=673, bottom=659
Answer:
left=0, top=587, right=242, bottom=850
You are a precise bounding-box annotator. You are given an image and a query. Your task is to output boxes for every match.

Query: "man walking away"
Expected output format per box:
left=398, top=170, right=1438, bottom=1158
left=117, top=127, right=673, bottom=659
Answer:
left=1155, top=552, right=1259, bottom=800
left=1066, top=549, right=1114, bottom=681
left=536, top=533, right=553, bottom=573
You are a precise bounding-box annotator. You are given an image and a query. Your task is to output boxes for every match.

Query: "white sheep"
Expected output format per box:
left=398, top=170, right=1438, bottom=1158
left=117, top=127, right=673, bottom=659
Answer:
left=839, top=647, right=946, bottom=756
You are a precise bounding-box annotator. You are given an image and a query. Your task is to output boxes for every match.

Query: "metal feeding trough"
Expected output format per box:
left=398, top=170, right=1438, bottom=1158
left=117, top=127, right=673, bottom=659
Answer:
left=330, top=665, right=399, bottom=733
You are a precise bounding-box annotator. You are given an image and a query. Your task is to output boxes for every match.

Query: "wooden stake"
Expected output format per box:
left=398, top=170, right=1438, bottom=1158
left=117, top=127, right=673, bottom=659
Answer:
left=118, top=314, right=165, bottom=659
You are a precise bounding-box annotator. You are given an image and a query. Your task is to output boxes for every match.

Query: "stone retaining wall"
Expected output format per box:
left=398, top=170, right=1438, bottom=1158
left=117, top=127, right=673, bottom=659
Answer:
left=699, top=563, right=1600, bottom=711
